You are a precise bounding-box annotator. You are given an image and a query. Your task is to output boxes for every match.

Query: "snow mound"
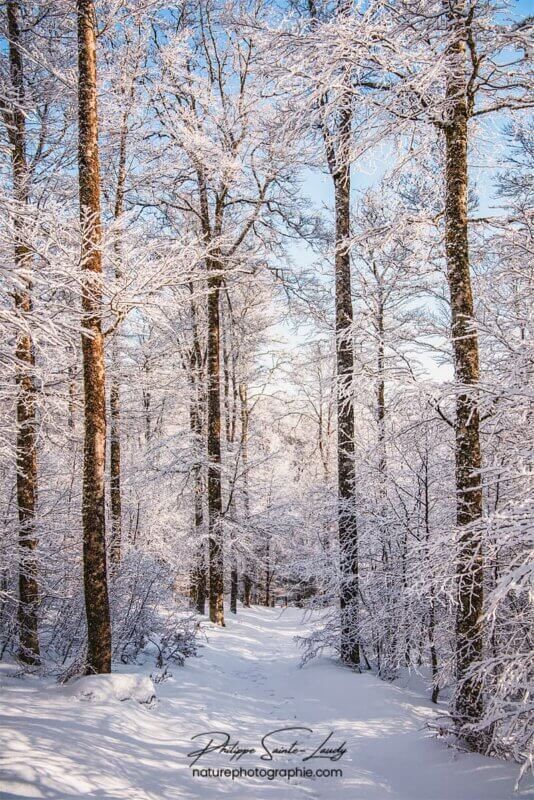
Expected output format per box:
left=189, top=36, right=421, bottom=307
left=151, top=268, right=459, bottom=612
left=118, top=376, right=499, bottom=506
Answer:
left=67, top=674, right=156, bottom=704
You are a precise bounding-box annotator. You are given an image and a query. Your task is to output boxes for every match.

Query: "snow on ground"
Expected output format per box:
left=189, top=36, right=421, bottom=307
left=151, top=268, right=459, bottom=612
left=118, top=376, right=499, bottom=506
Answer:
left=1, top=605, right=532, bottom=800
left=63, top=674, right=156, bottom=704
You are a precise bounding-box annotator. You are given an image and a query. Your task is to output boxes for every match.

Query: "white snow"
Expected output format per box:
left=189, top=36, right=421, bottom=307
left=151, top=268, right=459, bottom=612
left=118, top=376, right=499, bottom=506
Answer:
left=1, top=605, right=532, bottom=800
left=63, top=673, right=156, bottom=704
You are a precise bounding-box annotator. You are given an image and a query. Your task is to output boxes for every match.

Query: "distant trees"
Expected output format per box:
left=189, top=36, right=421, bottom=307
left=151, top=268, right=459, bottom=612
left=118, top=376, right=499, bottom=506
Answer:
left=148, top=0, right=304, bottom=624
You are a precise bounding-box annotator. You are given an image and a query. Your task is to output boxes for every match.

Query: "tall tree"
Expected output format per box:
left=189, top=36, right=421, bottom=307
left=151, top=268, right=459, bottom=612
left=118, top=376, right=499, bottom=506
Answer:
left=108, top=117, right=127, bottom=575
left=77, top=0, right=112, bottom=673
left=6, top=0, right=40, bottom=665
left=188, top=286, right=207, bottom=615
left=239, top=382, right=252, bottom=607
left=222, top=296, right=239, bottom=615
left=308, top=0, right=360, bottom=667
left=442, top=1, right=483, bottom=733
left=331, top=100, right=359, bottom=668
left=203, top=201, right=225, bottom=626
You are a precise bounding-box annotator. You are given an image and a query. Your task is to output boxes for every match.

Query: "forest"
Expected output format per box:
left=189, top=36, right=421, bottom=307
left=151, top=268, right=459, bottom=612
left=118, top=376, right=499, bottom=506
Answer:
left=0, top=1, right=532, bottom=798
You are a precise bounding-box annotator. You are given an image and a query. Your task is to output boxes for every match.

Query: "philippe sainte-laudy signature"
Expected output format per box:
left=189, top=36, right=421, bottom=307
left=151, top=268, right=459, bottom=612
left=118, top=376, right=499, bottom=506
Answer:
left=187, top=728, right=347, bottom=767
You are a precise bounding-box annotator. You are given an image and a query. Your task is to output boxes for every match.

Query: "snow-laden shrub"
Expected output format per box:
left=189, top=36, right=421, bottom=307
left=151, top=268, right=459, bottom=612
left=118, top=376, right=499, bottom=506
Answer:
left=147, top=615, right=200, bottom=668
left=0, top=545, right=199, bottom=675
left=110, top=551, right=178, bottom=664
left=460, top=501, right=534, bottom=770
left=66, top=673, right=156, bottom=704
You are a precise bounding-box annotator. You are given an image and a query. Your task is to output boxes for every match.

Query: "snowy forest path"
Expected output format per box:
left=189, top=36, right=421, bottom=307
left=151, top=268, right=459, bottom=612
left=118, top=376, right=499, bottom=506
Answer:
left=1, top=605, right=529, bottom=800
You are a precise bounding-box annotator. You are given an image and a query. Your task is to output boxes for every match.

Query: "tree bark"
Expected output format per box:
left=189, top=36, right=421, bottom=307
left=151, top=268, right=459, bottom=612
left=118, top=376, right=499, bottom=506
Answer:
left=108, top=113, right=128, bottom=576
left=207, top=260, right=225, bottom=625
left=189, top=292, right=207, bottom=615
left=263, top=534, right=271, bottom=607
left=77, top=0, right=112, bottom=674
left=443, top=5, right=483, bottom=731
left=190, top=396, right=207, bottom=615
left=7, top=0, right=40, bottom=665
left=376, top=285, right=386, bottom=479
left=423, top=455, right=440, bottom=704
left=333, top=158, right=359, bottom=668
left=374, top=274, right=394, bottom=669
left=228, top=473, right=238, bottom=615
left=68, top=348, right=77, bottom=431
left=312, top=0, right=359, bottom=668
left=230, top=556, right=238, bottom=614
left=193, top=163, right=225, bottom=626
left=239, top=383, right=252, bottom=607
left=109, top=369, right=121, bottom=574
left=223, top=304, right=238, bottom=616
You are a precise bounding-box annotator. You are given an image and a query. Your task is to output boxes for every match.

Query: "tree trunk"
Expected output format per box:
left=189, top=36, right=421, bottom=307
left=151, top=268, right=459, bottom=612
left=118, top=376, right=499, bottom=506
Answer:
left=333, top=163, right=359, bottom=668
left=264, top=535, right=271, bottom=607
left=109, top=370, right=121, bottom=574
left=188, top=292, right=207, bottom=615
left=108, top=115, right=128, bottom=577
left=239, top=383, right=252, bottom=607
left=190, top=535, right=207, bottom=615
left=429, top=583, right=439, bottom=704
left=230, top=557, right=238, bottom=614
left=444, top=6, right=483, bottom=731
left=376, top=289, right=386, bottom=479
left=194, top=161, right=225, bottom=626
left=313, top=0, right=359, bottom=668
left=375, top=279, right=392, bottom=669
left=77, top=0, right=112, bottom=674
left=243, top=574, right=252, bottom=607
left=423, top=456, right=439, bottom=704
left=228, top=478, right=238, bottom=615
left=8, top=1, right=40, bottom=665
left=223, top=327, right=232, bottom=443
left=142, top=364, right=151, bottom=444
left=207, top=261, right=225, bottom=625
left=68, top=348, right=77, bottom=431
left=190, top=398, right=207, bottom=615
left=222, top=305, right=238, bottom=616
